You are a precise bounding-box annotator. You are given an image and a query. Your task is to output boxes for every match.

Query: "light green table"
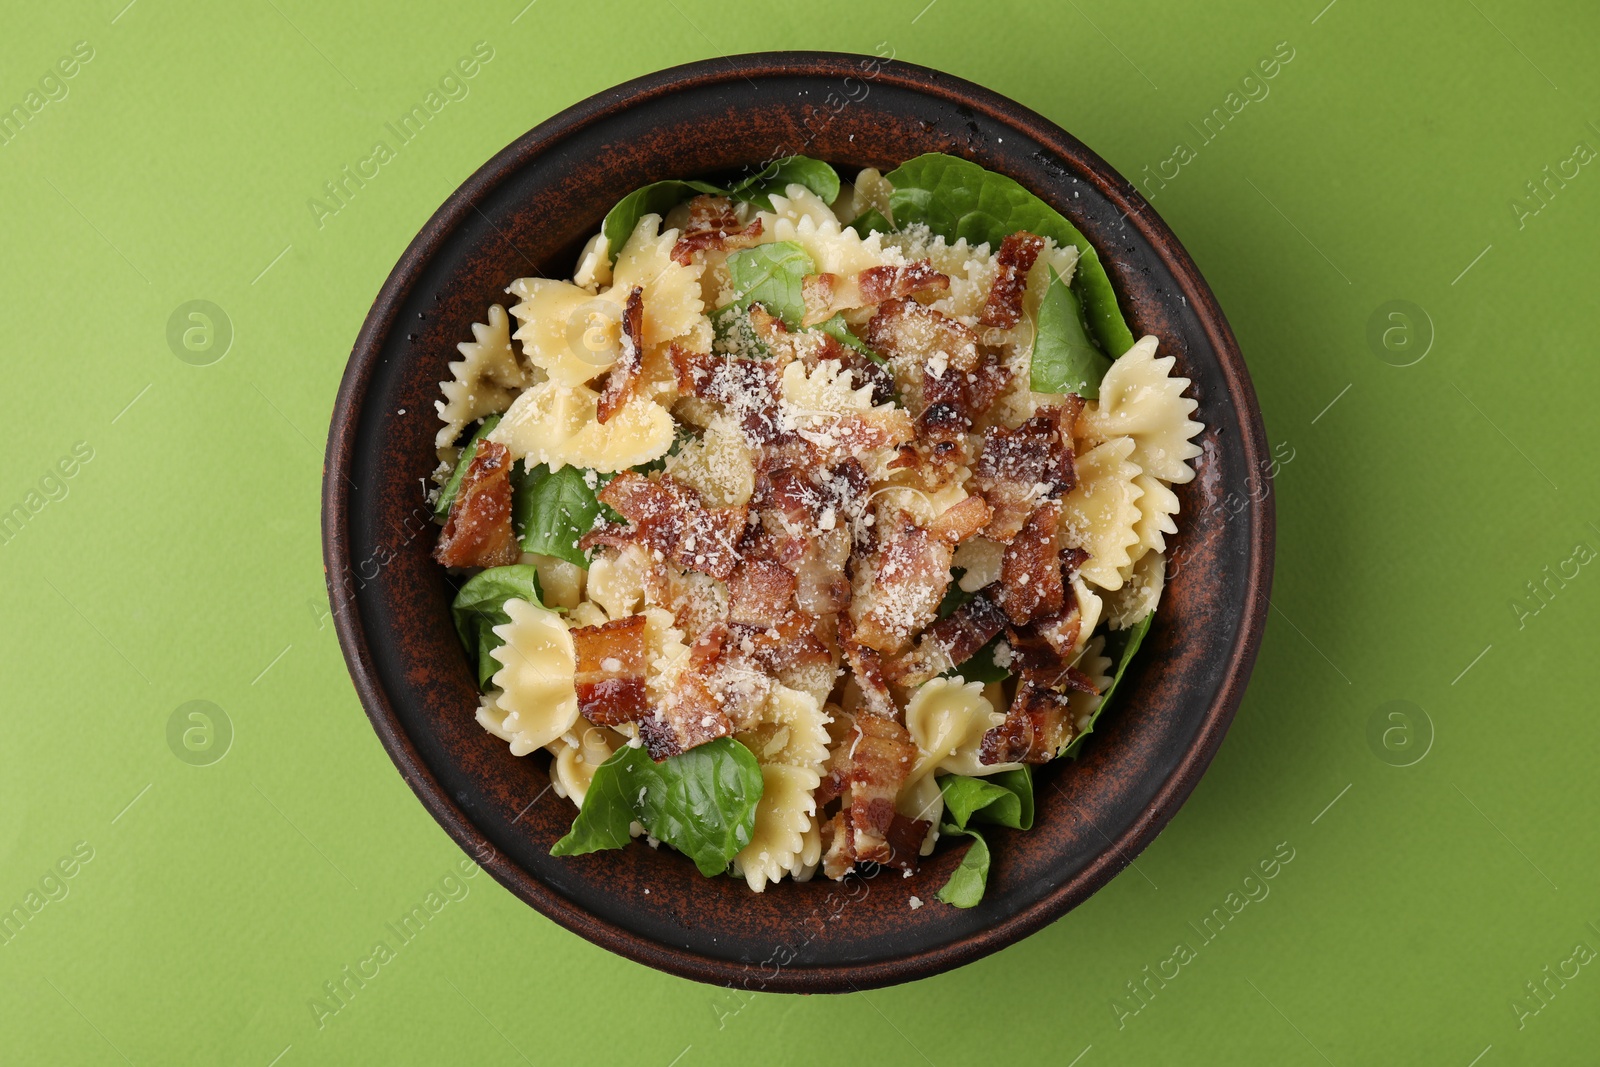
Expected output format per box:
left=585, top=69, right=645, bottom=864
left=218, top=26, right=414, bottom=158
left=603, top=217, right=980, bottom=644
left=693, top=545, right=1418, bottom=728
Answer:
left=3, top=1, right=1596, bottom=1062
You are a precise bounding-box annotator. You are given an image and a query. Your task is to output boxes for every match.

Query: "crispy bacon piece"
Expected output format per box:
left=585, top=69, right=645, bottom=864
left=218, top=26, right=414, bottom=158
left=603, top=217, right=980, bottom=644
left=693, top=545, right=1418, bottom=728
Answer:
left=866, top=299, right=979, bottom=410
left=848, top=506, right=955, bottom=656
left=996, top=500, right=1065, bottom=626
left=801, top=260, right=949, bottom=326
left=839, top=620, right=900, bottom=720
left=643, top=627, right=737, bottom=759
left=889, top=594, right=1008, bottom=687
left=925, top=494, right=993, bottom=546
left=433, top=439, right=520, bottom=568
left=669, top=195, right=764, bottom=265
left=570, top=615, right=650, bottom=726
left=585, top=472, right=749, bottom=580
left=596, top=286, right=644, bottom=424
left=844, top=713, right=918, bottom=863
left=979, top=231, right=1045, bottom=328
left=726, top=560, right=797, bottom=627
left=1005, top=626, right=1100, bottom=695
left=669, top=342, right=785, bottom=445
left=820, top=808, right=929, bottom=877
left=980, top=678, right=1075, bottom=764
left=972, top=402, right=1079, bottom=543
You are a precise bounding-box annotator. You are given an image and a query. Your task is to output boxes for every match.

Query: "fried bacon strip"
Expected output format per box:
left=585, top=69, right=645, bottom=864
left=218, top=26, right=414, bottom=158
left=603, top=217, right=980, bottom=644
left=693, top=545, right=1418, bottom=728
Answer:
left=642, top=627, right=735, bottom=759
left=584, top=472, right=749, bottom=581
left=996, top=500, right=1065, bottom=626
left=839, top=620, right=900, bottom=720
left=669, top=342, right=784, bottom=445
left=889, top=593, right=1008, bottom=687
left=840, top=712, right=919, bottom=864
left=979, top=231, right=1045, bottom=329
left=979, top=678, right=1075, bottom=764
left=669, top=195, right=764, bottom=265
left=726, top=560, right=797, bottom=628
left=434, top=439, right=520, bottom=568
left=971, top=401, right=1080, bottom=543
left=848, top=506, right=955, bottom=656
left=596, top=286, right=644, bottom=424
left=801, top=260, right=949, bottom=326
left=570, top=615, right=650, bottom=726
left=925, top=494, right=993, bottom=546
left=819, top=809, right=929, bottom=878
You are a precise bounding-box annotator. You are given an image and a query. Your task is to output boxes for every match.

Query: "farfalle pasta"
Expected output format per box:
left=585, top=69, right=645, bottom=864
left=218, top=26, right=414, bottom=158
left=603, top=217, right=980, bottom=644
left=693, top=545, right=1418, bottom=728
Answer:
left=430, top=154, right=1204, bottom=905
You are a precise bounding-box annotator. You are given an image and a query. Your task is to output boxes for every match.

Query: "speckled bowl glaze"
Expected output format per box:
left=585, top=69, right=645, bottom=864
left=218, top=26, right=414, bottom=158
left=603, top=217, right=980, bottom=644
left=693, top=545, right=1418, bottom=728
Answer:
left=323, top=51, right=1273, bottom=992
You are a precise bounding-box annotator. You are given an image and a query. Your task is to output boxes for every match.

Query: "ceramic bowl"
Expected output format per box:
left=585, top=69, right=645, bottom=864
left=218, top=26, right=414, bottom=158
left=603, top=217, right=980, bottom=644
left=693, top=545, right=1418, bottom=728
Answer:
left=322, top=50, right=1273, bottom=992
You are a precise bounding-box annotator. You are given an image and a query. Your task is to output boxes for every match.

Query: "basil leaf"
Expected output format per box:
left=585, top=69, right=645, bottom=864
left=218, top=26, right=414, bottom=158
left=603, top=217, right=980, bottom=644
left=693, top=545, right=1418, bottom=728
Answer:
left=550, top=738, right=764, bottom=877
left=546, top=749, right=638, bottom=857
left=848, top=206, right=892, bottom=237
left=511, top=462, right=602, bottom=568
left=450, top=566, right=545, bottom=688
left=816, top=313, right=889, bottom=366
left=939, top=767, right=1034, bottom=831
left=883, top=153, right=1135, bottom=358
left=727, top=155, right=840, bottom=212
left=1062, top=612, right=1154, bottom=759
left=935, top=825, right=990, bottom=908
left=937, top=573, right=973, bottom=618
left=434, top=415, right=501, bottom=519
left=603, top=178, right=724, bottom=264
left=724, top=241, right=814, bottom=328
left=1031, top=267, right=1112, bottom=399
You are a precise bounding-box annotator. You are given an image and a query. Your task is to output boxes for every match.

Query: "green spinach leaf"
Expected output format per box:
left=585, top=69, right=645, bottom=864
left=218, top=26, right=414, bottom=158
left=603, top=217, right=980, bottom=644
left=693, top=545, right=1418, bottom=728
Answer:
left=1031, top=267, right=1112, bottom=399
left=939, top=768, right=1034, bottom=831
left=724, top=241, right=814, bottom=328
left=816, top=313, right=889, bottom=365
left=511, top=462, right=603, bottom=568
left=1062, top=612, right=1154, bottom=759
left=450, top=565, right=545, bottom=688
left=883, top=153, right=1136, bottom=358
left=847, top=206, right=892, bottom=237
left=550, top=738, right=764, bottom=876
left=603, top=178, right=725, bottom=264
left=727, top=156, right=840, bottom=212
left=935, top=825, right=990, bottom=908
left=433, top=415, right=501, bottom=519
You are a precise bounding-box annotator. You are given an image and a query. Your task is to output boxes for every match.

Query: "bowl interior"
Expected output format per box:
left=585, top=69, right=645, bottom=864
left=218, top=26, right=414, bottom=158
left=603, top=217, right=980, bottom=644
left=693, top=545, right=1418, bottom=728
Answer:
left=325, top=52, right=1271, bottom=992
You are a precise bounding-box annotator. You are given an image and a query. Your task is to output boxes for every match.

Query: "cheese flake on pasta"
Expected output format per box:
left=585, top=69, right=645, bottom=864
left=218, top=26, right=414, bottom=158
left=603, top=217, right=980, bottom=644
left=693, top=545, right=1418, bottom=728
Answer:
left=547, top=717, right=619, bottom=806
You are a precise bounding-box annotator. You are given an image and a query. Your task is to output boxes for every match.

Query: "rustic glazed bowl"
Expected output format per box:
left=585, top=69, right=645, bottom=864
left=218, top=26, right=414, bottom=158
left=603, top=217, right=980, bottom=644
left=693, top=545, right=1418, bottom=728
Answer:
left=323, top=51, right=1273, bottom=992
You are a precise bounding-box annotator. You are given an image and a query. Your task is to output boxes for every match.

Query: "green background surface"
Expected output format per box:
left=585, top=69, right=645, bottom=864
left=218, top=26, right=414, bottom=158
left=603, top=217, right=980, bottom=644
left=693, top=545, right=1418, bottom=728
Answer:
left=3, top=0, right=1596, bottom=1063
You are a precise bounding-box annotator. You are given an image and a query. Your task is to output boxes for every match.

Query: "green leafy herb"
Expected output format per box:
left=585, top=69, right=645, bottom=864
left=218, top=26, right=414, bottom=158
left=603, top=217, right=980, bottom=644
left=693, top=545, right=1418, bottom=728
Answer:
left=935, top=825, right=990, bottom=908
left=1062, top=613, right=1154, bottom=759
left=511, top=463, right=603, bottom=568
left=602, top=178, right=724, bottom=264
left=551, top=738, right=764, bottom=876
left=847, top=206, right=892, bottom=238
left=883, top=152, right=1136, bottom=358
left=937, top=573, right=974, bottom=618
left=816, top=313, right=888, bottom=365
left=727, top=156, right=840, bottom=212
left=939, top=767, right=1034, bottom=831
left=724, top=241, right=813, bottom=328
left=450, top=565, right=545, bottom=688
left=434, top=415, right=501, bottom=518
left=1031, top=267, right=1112, bottom=399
